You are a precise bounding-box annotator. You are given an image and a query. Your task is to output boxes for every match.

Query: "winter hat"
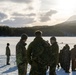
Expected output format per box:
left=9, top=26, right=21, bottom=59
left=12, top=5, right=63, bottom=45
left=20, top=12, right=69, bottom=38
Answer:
left=50, top=36, right=56, bottom=41
left=35, top=30, right=42, bottom=35
left=21, top=33, right=28, bottom=40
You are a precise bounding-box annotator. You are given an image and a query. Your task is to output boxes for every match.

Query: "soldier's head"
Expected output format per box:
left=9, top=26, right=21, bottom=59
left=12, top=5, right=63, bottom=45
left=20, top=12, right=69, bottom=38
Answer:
left=65, top=44, right=70, bottom=50
left=7, top=43, right=10, bottom=46
left=74, top=45, right=76, bottom=48
left=35, top=30, right=42, bottom=38
left=21, top=33, right=28, bottom=42
left=50, top=36, right=56, bottom=44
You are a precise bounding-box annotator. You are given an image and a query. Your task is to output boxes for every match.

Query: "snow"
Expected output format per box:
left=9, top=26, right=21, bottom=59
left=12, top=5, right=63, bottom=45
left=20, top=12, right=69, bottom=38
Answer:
left=0, top=55, right=76, bottom=75
left=0, top=37, right=76, bottom=75
left=0, top=37, right=76, bottom=55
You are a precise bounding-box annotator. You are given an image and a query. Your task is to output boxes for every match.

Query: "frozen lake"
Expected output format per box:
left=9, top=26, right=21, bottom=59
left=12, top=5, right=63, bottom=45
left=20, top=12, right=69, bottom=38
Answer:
left=0, top=37, right=76, bottom=55
left=0, top=37, right=76, bottom=75
left=0, top=55, right=76, bottom=75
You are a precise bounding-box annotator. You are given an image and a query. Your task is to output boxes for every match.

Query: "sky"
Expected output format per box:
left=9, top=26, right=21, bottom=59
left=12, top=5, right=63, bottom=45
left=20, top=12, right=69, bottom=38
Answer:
left=0, top=0, right=76, bottom=27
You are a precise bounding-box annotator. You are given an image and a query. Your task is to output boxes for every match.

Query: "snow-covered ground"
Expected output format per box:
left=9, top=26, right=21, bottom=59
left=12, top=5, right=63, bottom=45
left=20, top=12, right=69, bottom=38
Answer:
left=0, top=37, right=76, bottom=55
left=0, top=37, right=76, bottom=75
left=0, top=55, right=76, bottom=75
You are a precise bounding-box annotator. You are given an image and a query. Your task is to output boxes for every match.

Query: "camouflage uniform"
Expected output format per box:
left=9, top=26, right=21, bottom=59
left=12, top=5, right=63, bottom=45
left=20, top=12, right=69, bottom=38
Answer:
left=27, top=37, right=50, bottom=75
left=71, top=46, right=76, bottom=71
left=6, top=45, right=11, bottom=65
left=16, top=40, right=27, bottom=75
left=59, top=49, right=64, bottom=69
left=49, top=42, right=59, bottom=75
left=60, top=45, right=70, bottom=72
left=64, top=45, right=70, bottom=72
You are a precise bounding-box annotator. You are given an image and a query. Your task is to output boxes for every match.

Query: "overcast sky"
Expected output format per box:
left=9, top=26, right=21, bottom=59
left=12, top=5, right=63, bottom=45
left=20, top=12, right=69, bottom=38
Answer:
left=0, top=0, right=76, bottom=27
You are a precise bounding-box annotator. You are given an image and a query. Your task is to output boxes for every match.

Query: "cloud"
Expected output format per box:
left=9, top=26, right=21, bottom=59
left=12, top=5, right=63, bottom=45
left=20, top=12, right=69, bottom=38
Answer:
left=26, top=13, right=36, bottom=16
left=0, top=17, right=35, bottom=27
left=12, top=13, right=25, bottom=17
left=0, top=10, right=57, bottom=27
left=40, top=0, right=57, bottom=11
left=0, top=0, right=33, bottom=4
left=0, top=0, right=59, bottom=27
left=0, top=12, right=7, bottom=21
left=45, top=10, right=57, bottom=16
left=40, top=10, right=57, bottom=22
left=12, top=13, right=36, bottom=17
left=28, top=7, right=34, bottom=10
left=40, top=16, right=50, bottom=22
left=41, top=0, right=57, bottom=5
left=11, top=0, right=33, bottom=3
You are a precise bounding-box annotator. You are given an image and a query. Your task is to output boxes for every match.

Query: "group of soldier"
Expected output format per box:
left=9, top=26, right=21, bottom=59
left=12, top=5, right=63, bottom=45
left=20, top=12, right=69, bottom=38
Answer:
left=5, top=30, right=76, bottom=75
left=16, top=30, right=59, bottom=75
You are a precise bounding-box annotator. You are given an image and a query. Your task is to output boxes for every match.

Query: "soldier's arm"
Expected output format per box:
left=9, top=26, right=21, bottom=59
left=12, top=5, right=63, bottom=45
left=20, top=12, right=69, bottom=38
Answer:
left=27, top=43, right=32, bottom=65
left=16, top=46, right=23, bottom=66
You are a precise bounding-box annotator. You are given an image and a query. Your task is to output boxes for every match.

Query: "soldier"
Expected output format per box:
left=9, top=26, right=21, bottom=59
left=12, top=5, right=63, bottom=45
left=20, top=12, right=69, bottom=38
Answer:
left=59, top=47, right=65, bottom=70
left=49, top=36, right=59, bottom=75
left=63, top=44, right=70, bottom=73
left=71, top=45, right=76, bottom=71
left=16, top=33, right=28, bottom=75
left=27, top=30, right=50, bottom=75
left=6, top=43, right=11, bottom=65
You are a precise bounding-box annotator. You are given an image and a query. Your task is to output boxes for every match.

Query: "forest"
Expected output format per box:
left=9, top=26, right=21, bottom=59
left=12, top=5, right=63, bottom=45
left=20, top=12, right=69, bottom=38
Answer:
left=0, top=20, right=76, bottom=36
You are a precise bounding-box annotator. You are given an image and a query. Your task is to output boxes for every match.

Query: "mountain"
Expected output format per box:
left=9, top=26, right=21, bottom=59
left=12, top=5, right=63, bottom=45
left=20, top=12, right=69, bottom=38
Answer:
left=67, top=15, right=76, bottom=22
left=0, top=15, right=76, bottom=36
left=56, top=15, right=76, bottom=26
left=55, top=15, right=76, bottom=36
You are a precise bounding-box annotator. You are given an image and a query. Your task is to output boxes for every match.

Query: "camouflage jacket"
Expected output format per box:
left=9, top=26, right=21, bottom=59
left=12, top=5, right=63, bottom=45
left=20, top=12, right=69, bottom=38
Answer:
left=6, top=46, right=11, bottom=56
left=16, top=40, right=27, bottom=66
left=64, top=48, right=70, bottom=62
left=71, top=48, right=76, bottom=60
left=27, top=37, right=50, bottom=65
left=50, top=42, right=59, bottom=65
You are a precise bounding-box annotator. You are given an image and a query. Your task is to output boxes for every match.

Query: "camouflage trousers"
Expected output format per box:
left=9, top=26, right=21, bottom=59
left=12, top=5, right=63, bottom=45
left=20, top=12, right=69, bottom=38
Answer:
left=64, top=61, right=70, bottom=72
left=49, top=63, right=56, bottom=75
left=72, top=59, right=76, bottom=71
left=17, top=63, right=27, bottom=75
left=29, top=61, right=46, bottom=75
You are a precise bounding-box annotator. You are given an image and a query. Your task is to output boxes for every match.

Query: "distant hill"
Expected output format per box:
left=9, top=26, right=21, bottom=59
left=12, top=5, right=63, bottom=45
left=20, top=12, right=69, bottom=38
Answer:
left=67, top=15, right=76, bottom=22
left=0, top=15, right=76, bottom=36
left=55, top=15, right=76, bottom=36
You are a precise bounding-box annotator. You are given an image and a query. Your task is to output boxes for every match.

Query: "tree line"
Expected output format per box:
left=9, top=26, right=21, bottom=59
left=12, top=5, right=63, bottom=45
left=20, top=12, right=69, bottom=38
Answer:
left=1, top=24, right=76, bottom=36
left=0, top=26, right=64, bottom=36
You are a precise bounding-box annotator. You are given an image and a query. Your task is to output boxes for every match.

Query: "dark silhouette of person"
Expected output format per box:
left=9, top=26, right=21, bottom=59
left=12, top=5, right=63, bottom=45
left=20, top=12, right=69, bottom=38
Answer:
left=27, top=30, right=50, bottom=75
left=16, top=33, right=28, bottom=75
left=6, top=43, right=11, bottom=65
left=63, top=44, right=70, bottom=73
left=71, top=45, right=76, bottom=71
left=49, top=36, right=59, bottom=75
left=59, top=44, right=70, bottom=73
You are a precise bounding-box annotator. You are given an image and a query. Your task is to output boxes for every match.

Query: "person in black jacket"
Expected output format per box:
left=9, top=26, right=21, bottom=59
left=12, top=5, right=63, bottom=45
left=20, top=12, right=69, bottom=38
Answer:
left=6, top=43, right=11, bottom=65
left=63, top=44, right=70, bottom=73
